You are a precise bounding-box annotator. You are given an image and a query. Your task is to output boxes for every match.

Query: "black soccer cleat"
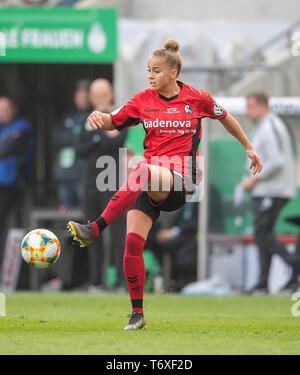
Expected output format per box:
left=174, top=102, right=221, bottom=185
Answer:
left=124, top=311, right=147, bottom=330
left=67, top=220, right=95, bottom=248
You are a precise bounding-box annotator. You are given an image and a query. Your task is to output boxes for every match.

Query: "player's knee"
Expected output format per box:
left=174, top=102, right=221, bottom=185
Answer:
left=128, top=162, right=151, bottom=190
left=139, top=163, right=151, bottom=181
left=147, top=164, right=173, bottom=193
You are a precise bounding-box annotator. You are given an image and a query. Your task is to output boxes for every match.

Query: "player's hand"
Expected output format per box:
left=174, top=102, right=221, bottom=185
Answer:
left=87, top=111, right=104, bottom=130
left=246, top=148, right=263, bottom=175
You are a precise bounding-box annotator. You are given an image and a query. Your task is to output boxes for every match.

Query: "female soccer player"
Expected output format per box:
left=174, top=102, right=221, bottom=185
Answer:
left=68, top=38, right=262, bottom=330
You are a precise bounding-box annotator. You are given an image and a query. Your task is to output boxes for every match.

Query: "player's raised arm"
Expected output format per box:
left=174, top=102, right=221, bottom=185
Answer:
left=219, top=112, right=263, bottom=175
left=87, top=110, right=115, bottom=131
left=199, top=91, right=263, bottom=176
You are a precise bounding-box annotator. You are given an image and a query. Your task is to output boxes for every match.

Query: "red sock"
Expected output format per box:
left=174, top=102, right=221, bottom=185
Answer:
left=123, top=232, right=146, bottom=315
left=91, top=161, right=151, bottom=236
left=90, top=222, right=99, bottom=238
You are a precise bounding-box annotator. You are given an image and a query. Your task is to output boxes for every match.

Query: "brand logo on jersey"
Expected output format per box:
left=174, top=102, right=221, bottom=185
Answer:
left=213, top=103, right=224, bottom=117
left=184, top=105, right=193, bottom=114
left=143, top=118, right=191, bottom=129
left=144, top=108, right=160, bottom=112
left=164, top=107, right=180, bottom=114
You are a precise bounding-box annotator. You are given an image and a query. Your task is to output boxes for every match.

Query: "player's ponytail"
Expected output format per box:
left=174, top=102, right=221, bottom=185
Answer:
left=152, top=38, right=182, bottom=77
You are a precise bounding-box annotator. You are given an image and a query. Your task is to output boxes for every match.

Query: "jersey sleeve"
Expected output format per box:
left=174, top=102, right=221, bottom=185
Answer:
left=198, top=91, right=227, bottom=120
left=110, top=94, right=142, bottom=131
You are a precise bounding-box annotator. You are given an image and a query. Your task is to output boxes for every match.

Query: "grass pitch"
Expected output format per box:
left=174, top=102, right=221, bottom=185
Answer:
left=0, top=292, right=299, bottom=355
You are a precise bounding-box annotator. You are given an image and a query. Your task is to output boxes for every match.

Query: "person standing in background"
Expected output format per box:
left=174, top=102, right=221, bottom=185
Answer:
left=45, top=81, right=91, bottom=291
left=0, top=96, right=34, bottom=267
left=53, top=80, right=91, bottom=209
left=75, top=79, right=127, bottom=292
left=243, top=92, right=299, bottom=294
left=155, top=182, right=224, bottom=291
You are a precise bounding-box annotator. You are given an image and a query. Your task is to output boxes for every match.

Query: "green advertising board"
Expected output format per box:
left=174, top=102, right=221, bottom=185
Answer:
left=0, top=8, right=117, bottom=63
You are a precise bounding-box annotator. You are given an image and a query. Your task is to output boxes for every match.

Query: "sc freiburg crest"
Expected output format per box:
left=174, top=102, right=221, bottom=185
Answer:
left=213, top=103, right=224, bottom=117
left=184, top=105, right=193, bottom=114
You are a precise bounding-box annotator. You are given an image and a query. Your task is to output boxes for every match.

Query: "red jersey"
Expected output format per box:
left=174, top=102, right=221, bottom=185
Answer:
left=110, top=81, right=227, bottom=183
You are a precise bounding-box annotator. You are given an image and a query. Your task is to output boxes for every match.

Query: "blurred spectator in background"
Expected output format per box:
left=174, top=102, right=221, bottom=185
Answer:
left=75, top=78, right=127, bottom=292
left=53, top=80, right=90, bottom=209
left=243, top=92, right=299, bottom=294
left=44, top=81, right=90, bottom=291
left=155, top=200, right=198, bottom=291
left=154, top=183, right=224, bottom=291
left=0, top=96, right=34, bottom=266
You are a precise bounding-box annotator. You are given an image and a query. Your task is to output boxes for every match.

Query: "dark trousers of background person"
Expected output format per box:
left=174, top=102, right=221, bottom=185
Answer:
left=58, top=182, right=82, bottom=209
left=0, top=185, right=20, bottom=269
left=56, top=180, right=85, bottom=289
left=159, top=234, right=197, bottom=291
left=252, top=197, right=298, bottom=288
left=83, top=186, right=125, bottom=288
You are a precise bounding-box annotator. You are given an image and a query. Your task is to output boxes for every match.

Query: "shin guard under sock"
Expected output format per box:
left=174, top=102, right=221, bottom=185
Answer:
left=123, top=232, right=146, bottom=315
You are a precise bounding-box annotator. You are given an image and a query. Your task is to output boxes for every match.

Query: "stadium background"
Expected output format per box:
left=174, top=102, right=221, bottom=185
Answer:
left=0, top=0, right=300, bottom=295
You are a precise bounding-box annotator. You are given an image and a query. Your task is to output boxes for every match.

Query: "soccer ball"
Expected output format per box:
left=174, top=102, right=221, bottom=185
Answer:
left=21, top=229, right=61, bottom=269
